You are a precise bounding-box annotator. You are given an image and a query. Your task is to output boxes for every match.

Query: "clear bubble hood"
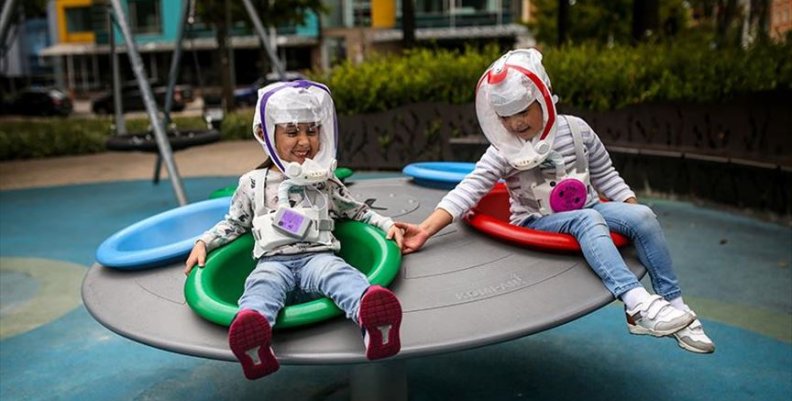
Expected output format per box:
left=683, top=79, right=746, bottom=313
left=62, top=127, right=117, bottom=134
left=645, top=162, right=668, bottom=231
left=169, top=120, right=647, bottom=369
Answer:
left=475, top=49, right=559, bottom=170
left=252, top=80, right=338, bottom=182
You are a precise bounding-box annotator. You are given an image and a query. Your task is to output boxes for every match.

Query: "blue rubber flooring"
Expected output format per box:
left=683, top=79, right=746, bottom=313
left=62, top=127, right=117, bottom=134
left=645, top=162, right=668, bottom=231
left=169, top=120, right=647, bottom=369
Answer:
left=1, top=174, right=790, bottom=401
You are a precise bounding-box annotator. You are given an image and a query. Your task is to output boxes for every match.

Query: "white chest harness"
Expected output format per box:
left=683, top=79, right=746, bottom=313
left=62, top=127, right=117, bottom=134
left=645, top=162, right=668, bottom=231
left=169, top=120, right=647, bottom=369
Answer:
left=251, top=169, right=335, bottom=257
left=518, top=117, right=591, bottom=216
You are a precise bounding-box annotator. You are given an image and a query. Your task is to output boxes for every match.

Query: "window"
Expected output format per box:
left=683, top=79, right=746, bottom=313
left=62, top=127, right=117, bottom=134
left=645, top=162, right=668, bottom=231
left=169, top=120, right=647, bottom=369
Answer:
left=129, top=0, right=161, bottom=35
left=416, top=1, right=445, bottom=14
left=459, top=0, right=487, bottom=13
left=65, top=6, right=92, bottom=33
left=353, top=0, right=371, bottom=27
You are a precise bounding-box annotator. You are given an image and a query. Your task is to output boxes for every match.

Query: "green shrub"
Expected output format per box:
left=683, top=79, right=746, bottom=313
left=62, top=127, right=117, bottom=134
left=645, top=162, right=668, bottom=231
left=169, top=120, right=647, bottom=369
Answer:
left=0, top=119, right=109, bottom=160
left=545, top=40, right=792, bottom=110
left=0, top=113, right=253, bottom=161
left=218, top=109, right=255, bottom=140
left=307, top=45, right=502, bottom=115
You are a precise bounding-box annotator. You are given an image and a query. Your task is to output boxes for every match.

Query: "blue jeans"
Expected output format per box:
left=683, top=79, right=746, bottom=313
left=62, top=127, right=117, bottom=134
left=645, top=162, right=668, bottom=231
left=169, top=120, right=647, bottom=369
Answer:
left=238, top=251, right=371, bottom=327
left=522, top=202, right=681, bottom=300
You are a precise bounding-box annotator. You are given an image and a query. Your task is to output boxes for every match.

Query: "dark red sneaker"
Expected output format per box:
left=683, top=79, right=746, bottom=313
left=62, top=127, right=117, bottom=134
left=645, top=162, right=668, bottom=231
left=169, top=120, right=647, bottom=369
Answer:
left=358, top=285, right=402, bottom=360
left=228, top=309, right=279, bottom=380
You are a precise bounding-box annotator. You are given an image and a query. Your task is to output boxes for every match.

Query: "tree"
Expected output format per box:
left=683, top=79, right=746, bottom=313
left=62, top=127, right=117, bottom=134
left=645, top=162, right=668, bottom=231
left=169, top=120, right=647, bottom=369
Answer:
left=195, top=0, right=323, bottom=111
left=744, top=0, right=770, bottom=45
left=632, top=0, right=659, bottom=43
left=558, top=0, right=569, bottom=45
left=402, top=0, right=415, bottom=48
left=527, top=0, right=693, bottom=46
left=528, top=0, right=632, bottom=45
left=714, top=0, right=738, bottom=47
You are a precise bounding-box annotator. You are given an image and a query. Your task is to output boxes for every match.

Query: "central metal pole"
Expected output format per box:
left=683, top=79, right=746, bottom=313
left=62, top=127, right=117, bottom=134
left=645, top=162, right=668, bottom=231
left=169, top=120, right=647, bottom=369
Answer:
left=108, top=0, right=188, bottom=206
left=350, top=360, right=408, bottom=401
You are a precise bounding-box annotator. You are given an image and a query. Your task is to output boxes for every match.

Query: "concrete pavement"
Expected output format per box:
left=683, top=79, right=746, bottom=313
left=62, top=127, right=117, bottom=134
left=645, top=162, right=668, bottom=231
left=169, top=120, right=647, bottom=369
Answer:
left=0, top=140, right=261, bottom=191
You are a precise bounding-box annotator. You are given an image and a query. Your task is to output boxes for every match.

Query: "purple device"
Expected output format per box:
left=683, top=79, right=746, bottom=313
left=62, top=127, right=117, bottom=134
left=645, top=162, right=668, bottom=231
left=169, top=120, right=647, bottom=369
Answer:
left=549, top=179, right=587, bottom=213
left=273, top=208, right=312, bottom=238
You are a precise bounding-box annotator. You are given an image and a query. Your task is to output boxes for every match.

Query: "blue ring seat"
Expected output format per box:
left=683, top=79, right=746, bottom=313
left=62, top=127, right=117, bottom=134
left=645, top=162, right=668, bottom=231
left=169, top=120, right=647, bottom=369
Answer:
left=402, top=162, right=476, bottom=189
left=96, top=197, right=231, bottom=270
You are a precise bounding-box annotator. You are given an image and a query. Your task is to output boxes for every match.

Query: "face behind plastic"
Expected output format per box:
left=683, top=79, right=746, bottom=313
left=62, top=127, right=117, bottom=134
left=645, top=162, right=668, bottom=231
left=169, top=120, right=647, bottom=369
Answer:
left=252, top=80, right=338, bottom=182
left=475, top=49, right=558, bottom=170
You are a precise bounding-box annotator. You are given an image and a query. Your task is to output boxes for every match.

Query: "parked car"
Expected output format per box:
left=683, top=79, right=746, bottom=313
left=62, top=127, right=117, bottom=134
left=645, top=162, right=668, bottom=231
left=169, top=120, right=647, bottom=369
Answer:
left=4, top=87, right=73, bottom=117
left=233, top=71, right=306, bottom=107
left=91, top=80, right=193, bottom=114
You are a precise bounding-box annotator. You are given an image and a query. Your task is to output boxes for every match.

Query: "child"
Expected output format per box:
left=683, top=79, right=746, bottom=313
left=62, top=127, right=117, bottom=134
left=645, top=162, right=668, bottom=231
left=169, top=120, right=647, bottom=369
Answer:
left=184, top=80, right=405, bottom=379
left=396, top=49, right=714, bottom=354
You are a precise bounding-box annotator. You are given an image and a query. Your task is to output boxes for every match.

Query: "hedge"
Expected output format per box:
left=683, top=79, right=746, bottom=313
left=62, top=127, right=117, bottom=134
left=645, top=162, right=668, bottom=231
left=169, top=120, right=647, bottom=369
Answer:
left=0, top=116, right=213, bottom=160
left=306, top=45, right=503, bottom=115
left=545, top=40, right=792, bottom=111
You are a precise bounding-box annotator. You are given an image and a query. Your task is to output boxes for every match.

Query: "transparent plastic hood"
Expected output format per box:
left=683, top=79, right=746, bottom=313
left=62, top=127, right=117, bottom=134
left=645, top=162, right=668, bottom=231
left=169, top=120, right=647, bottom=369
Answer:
left=475, top=49, right=558, bottom=170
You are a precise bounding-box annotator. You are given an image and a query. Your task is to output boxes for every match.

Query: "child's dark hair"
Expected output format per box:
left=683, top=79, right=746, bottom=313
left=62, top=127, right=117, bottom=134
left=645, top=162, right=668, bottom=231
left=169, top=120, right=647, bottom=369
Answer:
left=253, top=124, right=273, bottom=169
left=256, top=159, right=274, bottom=169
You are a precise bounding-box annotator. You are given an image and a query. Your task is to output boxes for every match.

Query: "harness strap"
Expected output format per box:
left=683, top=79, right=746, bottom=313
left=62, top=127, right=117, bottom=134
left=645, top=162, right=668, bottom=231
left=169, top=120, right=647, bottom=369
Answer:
left=254, top=168, right=269, bottom=214
left=317, top=218, right=334, bottom=231
left=565, top=116, right=588, bottom=173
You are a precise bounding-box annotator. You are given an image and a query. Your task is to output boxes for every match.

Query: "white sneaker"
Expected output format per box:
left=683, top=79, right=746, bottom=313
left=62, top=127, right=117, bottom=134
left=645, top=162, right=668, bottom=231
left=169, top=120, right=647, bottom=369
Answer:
left=626, top=295, right=695, bottom=337
left=673, top=313, right=715, bottom=354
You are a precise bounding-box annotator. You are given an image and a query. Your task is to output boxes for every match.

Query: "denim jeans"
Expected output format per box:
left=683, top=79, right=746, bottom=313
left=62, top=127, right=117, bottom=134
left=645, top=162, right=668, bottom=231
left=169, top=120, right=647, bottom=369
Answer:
left=238, top=251, right=370, bottom=327
left=522, top=202, right=681, bottom=300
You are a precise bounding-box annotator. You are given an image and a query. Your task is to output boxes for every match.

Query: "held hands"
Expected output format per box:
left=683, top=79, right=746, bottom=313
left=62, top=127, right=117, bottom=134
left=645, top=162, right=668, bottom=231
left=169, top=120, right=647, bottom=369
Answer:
left=184, top=241, right=207, bottom=276
left=385, top=225, right=405, bottom=251
left=393, top=222, right=431, bottom=255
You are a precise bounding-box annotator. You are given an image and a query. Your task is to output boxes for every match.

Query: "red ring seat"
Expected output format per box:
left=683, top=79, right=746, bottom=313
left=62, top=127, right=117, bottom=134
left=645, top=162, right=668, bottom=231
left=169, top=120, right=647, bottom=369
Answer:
left=464, top=183, right=630, bottom=252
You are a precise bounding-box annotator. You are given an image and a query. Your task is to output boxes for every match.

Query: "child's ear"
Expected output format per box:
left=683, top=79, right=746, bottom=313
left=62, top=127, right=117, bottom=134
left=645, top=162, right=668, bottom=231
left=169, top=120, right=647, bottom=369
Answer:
left=254, top=125, right=263, bottom=140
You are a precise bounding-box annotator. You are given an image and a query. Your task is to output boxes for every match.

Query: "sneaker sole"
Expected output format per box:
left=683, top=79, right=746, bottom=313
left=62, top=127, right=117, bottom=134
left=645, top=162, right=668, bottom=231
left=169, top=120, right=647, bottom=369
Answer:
left=228, top=310, right=280, bottom=380
left=627, top=313, right=695, bottom=337
left=359, top=286, right=402, bottom=360
left=673, top=334, right=715, bottom=354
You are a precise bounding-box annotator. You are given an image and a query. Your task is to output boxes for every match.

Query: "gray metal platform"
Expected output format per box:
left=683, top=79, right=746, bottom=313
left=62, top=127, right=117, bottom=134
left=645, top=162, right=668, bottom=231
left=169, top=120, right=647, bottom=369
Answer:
left=82, top=178, right=645, bottom=365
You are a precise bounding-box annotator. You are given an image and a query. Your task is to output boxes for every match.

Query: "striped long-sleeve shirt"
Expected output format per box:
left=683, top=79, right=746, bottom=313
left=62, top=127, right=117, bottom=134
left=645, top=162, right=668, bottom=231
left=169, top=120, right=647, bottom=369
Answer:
left=437, top=115, right=635, bottom=225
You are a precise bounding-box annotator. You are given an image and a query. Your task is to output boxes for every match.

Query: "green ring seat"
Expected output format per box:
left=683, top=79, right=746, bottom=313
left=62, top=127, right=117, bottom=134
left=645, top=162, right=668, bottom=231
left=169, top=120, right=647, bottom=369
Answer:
left=208, top=167, right=355, bottom=199
left=184, top=220, right=401, bottom=329
left=208, top=186, right=236, bottom=199
left=334, top=167, right=354, bottom=181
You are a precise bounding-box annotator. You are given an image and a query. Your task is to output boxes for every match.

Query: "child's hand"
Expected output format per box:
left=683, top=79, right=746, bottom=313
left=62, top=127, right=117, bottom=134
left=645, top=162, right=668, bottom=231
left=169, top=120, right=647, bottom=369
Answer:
left=184, top=241, right=207, bottom=276
left=393, top=222, right=430, bottom=255
left=386, top=225, right=404, bottom=251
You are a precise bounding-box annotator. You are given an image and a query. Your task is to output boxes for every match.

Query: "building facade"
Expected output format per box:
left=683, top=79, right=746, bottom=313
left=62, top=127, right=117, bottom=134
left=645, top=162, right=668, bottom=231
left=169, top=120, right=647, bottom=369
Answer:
left=770, top=0, right=791, bottom=40
left=39, top=0, right=321, bottom=94
left=320, top=0, right=530, bottom=69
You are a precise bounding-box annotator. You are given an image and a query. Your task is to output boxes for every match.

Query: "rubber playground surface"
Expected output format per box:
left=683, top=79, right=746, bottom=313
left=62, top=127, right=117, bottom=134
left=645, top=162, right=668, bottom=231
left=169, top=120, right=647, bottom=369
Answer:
left=0, top=141, right=790, bottom=401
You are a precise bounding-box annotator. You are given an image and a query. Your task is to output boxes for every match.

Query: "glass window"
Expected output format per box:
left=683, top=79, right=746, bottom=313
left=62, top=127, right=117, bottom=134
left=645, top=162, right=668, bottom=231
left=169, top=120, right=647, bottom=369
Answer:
left=460, top=0, right=487, bottom=12
left=65, top=6, right=92, bottom=33
left=353, top=0, right=371, bottom=27
left=416, top=0, right=445, bottom=14
left=323, top=0, right=345, bottom=28
left=129, top=0, right=161, bottom=35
